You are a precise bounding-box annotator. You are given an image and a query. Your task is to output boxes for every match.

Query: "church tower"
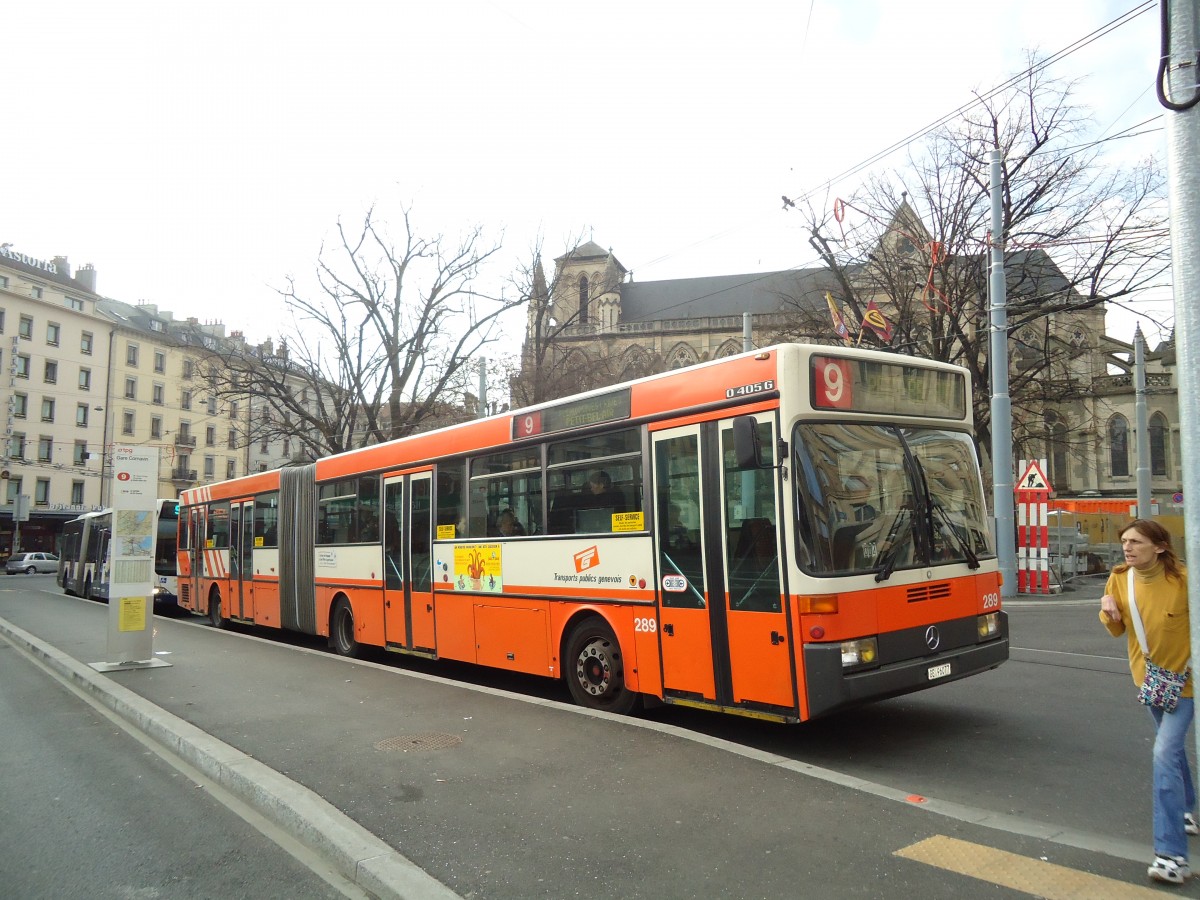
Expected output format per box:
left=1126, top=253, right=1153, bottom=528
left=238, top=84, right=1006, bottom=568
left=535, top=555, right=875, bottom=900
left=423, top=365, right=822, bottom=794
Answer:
left=552, top=240, right=627, bottom=331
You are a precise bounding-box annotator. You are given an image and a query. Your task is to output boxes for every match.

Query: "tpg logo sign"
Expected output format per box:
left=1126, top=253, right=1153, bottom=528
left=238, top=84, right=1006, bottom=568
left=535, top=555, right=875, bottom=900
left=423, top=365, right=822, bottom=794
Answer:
left=573, top=546, right=600, bottom=573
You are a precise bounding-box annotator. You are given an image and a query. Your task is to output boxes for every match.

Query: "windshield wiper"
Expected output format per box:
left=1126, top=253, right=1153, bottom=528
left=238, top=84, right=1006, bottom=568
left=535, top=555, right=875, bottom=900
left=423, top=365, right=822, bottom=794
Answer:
left=873, top=509, right=911, bottom=583
left=931, top=501, right=980, bottom=569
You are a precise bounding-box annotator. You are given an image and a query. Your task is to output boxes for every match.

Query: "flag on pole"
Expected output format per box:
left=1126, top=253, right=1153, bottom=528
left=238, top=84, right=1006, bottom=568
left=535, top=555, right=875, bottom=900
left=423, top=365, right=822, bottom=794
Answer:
left=861, top=300, right=894, bottom=343
left=826, top=292, right=852, bottom=345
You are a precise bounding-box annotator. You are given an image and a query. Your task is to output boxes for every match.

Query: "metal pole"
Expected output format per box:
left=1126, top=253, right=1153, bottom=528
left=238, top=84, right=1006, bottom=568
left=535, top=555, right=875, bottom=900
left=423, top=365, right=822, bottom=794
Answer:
left=1160, top=0, right=1200, bottom=772
left=743, top=312, right=753, bottom=352
left=3, top=335, right=14, bottom=551
left=989, top=150, right=1017, bottom=597
left=477, top=357, right=488, bottom=419
left=1135, top=326, right=1152, bottom=518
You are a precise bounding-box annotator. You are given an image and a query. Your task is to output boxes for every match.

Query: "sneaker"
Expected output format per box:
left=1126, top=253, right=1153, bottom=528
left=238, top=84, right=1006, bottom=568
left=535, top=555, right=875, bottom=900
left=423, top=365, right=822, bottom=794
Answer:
left=1149, top=855, right=1191, bottom=884
left=1187, top=813, right=1200, bottom=836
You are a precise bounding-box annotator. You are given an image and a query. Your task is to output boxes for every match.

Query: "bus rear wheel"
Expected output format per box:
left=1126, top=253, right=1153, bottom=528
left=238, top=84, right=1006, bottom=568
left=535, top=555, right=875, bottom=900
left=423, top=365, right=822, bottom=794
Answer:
left=331, top=598, right=362, bottom=658
left=565, top=618, right=639, bottom=715
left=208, top=589, right=226, bottom=629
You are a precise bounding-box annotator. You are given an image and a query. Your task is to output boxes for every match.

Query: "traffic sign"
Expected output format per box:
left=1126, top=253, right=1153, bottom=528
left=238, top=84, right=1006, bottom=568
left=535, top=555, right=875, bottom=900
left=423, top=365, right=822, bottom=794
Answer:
left=1016, top=460, right=1051, bottom=493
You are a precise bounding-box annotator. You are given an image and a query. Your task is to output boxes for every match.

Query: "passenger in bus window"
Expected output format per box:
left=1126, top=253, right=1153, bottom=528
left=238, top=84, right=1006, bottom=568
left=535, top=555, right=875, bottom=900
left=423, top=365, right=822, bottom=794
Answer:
left=582, top=470, right=624, bottom=511
left=496, top=508, right=524, bottom=537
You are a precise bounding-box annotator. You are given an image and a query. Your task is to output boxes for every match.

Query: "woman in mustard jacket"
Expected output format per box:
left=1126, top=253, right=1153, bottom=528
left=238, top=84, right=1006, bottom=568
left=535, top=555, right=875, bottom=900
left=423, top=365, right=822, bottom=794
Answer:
left=1101, top=519, right=1195, bottom=885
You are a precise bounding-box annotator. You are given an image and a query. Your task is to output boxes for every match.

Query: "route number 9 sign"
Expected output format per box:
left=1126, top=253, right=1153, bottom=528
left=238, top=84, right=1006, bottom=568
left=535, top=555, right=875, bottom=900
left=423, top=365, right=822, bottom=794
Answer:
left=812, top=356, right=853, bottom=410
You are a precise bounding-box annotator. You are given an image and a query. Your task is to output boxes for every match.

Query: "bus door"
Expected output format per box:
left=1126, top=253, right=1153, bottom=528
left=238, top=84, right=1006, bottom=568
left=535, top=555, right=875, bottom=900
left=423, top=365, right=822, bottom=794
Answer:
left=652, top=415, right=794, bottom=712
left=230, top=500, right=254, bottom=620
left=382, top=471, right=435, bottom=652
left=187, top=507, right=204, bottom=609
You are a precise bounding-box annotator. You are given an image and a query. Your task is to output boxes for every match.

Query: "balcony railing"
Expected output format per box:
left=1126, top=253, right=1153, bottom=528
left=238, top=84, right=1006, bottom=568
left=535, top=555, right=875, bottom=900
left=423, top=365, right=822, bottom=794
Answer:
left=174, top=434, right=197, bottom=447
left=171, top=468, right=197, bottom=482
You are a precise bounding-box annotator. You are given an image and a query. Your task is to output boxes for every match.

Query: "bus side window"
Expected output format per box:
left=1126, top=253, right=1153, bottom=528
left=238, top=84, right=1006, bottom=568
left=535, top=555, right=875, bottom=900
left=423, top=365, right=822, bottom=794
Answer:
left=357, top=476, right=380, bottom=542
left=255, top=492, right=279, bottom=547
left=208, top=502, right=231, bottom=548
left=548, top=485, right=579, bottom=534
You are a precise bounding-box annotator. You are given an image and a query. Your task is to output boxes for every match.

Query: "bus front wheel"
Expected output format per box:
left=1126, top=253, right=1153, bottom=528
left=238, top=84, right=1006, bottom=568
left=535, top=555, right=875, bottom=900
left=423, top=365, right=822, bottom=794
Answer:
left=331, top=598, right=362, bottom=658
left=564, top=617, right=640, bottom=715
left=208, top=589, right=226, bottom=629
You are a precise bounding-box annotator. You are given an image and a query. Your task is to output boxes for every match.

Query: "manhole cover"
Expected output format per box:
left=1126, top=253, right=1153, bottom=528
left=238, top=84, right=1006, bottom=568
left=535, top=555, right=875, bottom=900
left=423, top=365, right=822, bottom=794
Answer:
left=375, top=733, right=463, bottom=752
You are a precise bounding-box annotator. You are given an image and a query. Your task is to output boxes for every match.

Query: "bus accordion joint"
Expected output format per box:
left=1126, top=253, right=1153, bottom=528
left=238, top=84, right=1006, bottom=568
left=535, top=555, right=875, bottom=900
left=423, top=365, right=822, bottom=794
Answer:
left=797, top=594, right=838, bottom=615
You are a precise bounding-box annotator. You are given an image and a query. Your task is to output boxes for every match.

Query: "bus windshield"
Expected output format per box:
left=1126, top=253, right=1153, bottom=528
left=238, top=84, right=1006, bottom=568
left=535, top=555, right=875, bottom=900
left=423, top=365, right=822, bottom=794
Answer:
left=793, top=422, right=995, bottom=576
left=155, top=502, right=179, bottom=577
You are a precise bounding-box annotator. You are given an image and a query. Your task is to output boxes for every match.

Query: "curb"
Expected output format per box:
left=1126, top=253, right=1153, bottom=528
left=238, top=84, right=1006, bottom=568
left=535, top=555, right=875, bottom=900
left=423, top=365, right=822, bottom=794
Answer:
left=0, top=616, right=460, bottom=900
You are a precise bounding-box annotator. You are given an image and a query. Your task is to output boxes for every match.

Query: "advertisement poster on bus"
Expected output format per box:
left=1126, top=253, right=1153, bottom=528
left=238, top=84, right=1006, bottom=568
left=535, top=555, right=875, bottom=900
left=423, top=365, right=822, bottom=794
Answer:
left=453, top=544, right=502, bottom=592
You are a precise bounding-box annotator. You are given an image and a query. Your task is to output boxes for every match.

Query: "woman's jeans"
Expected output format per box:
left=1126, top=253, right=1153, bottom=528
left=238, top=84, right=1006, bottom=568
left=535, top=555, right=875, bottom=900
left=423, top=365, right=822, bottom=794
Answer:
left=1149, top=697, right=1196, bottom=859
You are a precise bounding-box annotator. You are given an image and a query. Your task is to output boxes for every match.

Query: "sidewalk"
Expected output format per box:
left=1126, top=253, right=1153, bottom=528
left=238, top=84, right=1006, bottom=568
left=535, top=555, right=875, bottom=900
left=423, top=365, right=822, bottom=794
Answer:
left=0, top=586, right=1168, bottom=899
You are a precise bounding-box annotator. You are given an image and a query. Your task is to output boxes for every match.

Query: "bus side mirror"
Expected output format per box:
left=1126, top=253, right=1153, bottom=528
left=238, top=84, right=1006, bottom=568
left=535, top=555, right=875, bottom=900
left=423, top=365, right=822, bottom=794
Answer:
left=732, top=416, right=766, bottom=469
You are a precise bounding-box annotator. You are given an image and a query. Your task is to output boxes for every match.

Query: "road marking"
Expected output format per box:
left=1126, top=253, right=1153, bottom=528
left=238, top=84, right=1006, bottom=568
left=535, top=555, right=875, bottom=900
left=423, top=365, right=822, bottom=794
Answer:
left=1006, top=598, right=1103, bottom=608
left=1013, top=647, right=1123, bottom=662
left=896, top=835, right=1162, bottom=898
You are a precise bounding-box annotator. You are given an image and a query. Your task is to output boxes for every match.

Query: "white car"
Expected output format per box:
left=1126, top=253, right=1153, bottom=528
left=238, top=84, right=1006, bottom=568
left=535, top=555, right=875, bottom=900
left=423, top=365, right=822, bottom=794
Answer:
left=5, top=552, right=59, bottom=575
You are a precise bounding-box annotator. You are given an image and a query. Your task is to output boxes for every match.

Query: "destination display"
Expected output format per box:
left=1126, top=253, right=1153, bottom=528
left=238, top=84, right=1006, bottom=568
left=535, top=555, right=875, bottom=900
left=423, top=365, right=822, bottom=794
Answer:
left=811, top=355, right=966, bottom=419
left=512, top=388, right=632, bottom=439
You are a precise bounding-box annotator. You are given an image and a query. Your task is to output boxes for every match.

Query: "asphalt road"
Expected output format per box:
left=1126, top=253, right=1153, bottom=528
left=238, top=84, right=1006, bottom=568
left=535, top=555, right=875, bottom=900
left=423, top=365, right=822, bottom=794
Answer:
left=2, top=573, right=1197, bottom=899
left=0, top=616, right=366, bottom=898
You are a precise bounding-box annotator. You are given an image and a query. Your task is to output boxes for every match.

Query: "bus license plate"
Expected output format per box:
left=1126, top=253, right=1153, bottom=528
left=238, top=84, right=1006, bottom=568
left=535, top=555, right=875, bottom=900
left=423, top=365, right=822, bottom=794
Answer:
left=927, top=663, right=951, bottom=681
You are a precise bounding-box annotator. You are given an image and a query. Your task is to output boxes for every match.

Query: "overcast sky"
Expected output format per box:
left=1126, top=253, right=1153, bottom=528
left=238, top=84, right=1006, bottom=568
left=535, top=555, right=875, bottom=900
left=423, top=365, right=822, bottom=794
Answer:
left=3, top=1, right=1169, bottom=346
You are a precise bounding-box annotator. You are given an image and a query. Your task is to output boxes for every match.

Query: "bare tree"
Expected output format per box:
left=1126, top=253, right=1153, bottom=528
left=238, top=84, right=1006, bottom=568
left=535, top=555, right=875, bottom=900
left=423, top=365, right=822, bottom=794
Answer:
left=212, top=205, right=517, bottom=457
left=780, top=63, right=1169, bottom=467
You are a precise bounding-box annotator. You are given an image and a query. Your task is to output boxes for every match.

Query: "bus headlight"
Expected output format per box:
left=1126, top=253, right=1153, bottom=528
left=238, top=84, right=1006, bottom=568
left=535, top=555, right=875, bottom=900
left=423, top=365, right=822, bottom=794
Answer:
left=841, top=637, right=878, bottom=670
left=977, top=612, right=1001, bottom=639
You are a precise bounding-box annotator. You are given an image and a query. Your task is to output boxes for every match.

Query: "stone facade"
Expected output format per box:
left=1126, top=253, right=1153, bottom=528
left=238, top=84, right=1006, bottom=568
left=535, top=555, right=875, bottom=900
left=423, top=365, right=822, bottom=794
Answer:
left=0, top=247, right=109, bottom=551
left=523, top=237, right=1181, bottom=507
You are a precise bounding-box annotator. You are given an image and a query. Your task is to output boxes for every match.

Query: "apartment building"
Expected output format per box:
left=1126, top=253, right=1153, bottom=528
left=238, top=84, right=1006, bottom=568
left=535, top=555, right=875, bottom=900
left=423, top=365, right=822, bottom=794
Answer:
left=0, top=246, right=109, bottom=552
left=1, top=244, right=337, bottom=554
left=95, top=299, right=252, bottom=500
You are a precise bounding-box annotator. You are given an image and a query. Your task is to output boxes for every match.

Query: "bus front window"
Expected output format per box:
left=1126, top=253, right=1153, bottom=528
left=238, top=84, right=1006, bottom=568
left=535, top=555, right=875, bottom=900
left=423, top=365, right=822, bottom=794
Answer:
left=155, top=515, right=178, bottom=576
left=904, top=428, right=995, bottom=564
left=793, top=423, right=993, bottom=577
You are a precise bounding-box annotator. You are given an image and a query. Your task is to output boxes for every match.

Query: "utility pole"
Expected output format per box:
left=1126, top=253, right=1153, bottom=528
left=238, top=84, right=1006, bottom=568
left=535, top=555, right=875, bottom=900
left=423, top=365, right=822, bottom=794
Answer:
left=2, top=335, right=14, bottom=552
left=989, top=150, right=1017, bottom=598
left=1134, top=326, right=1152, bottom=518
left=477, top=357, right=488, bottom=419
left=1158, top=0, right=1200, bottom=769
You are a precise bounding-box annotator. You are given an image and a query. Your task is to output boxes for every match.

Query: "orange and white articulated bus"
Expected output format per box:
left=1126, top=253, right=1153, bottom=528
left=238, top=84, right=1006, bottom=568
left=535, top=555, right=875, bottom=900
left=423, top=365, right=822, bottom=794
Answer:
left=178, top=344, right=1006, bottom=723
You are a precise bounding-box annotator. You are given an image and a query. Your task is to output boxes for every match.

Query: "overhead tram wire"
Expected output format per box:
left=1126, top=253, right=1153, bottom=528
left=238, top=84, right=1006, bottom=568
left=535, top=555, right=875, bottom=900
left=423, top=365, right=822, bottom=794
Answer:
left=615, top=3, right=1158, bottom=333
left=780, top=1, right=1157, bottom=209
